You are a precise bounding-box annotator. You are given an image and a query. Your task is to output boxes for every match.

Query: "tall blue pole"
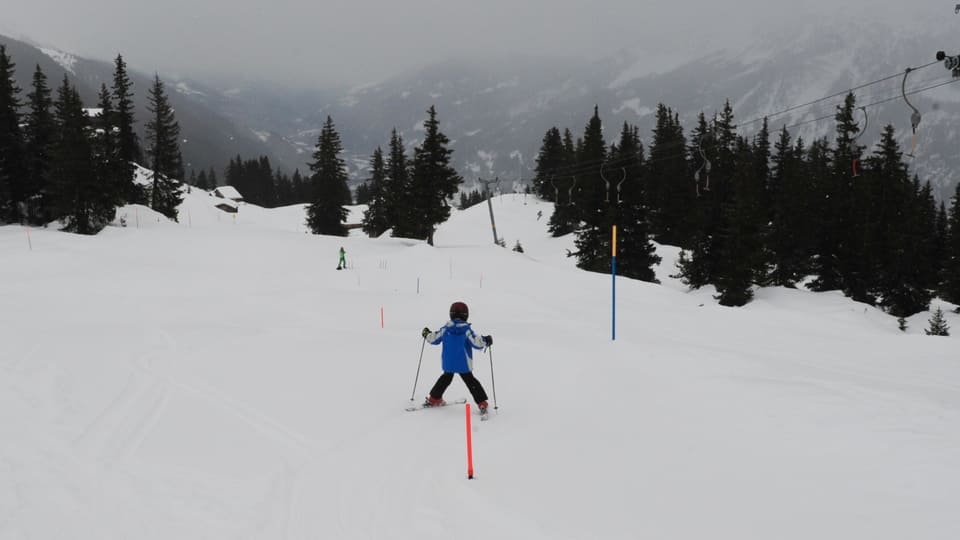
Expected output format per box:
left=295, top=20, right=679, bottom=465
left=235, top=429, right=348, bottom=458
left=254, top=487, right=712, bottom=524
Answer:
left=612, top=225, right=617, bottom=341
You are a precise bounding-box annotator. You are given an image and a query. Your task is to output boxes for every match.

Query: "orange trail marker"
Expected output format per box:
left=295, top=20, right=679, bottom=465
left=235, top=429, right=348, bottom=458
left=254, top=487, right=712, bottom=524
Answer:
left=466, top=403, right=474, bottom=479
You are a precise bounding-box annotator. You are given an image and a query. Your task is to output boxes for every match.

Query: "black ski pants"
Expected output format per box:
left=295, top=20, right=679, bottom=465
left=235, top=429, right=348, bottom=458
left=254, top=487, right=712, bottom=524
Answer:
left=429, top=371, right=488, bottom=404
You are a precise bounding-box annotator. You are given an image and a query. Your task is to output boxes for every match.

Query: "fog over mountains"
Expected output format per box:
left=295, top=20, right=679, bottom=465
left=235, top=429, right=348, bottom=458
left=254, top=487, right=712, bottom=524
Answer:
left=5, top=15, right=959, bottom=198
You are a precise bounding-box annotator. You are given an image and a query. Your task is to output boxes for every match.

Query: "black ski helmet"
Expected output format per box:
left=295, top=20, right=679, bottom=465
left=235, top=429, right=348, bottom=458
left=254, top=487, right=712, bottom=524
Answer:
left=449, top=301, right=469, bottom=321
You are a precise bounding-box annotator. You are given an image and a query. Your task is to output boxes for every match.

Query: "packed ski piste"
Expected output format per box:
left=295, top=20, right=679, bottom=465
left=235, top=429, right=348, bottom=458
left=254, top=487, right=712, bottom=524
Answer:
left=2, top=185, right=958, bottom=539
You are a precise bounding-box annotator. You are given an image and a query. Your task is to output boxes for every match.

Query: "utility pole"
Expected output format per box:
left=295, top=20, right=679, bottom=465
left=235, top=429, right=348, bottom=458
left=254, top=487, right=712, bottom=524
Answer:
left=478, top=177, right=501, bottom=246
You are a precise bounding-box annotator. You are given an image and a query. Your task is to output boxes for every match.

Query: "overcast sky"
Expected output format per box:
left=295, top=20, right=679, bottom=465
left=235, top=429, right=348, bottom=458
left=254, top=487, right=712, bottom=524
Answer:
left=1, top=1, right=939, bottom=89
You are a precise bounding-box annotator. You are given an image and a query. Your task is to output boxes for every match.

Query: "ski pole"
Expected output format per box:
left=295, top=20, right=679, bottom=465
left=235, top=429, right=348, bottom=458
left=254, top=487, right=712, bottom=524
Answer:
left=488, top=346, right=498, bottom=410
left=410, top=336, right=427, bottom=401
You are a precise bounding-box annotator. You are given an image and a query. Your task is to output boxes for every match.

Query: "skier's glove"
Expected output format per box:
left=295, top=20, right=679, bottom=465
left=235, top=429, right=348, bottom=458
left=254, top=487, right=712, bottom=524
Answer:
left=483, top=335, right=493, bottom=347
left=422, top=327, right=431, bottom=338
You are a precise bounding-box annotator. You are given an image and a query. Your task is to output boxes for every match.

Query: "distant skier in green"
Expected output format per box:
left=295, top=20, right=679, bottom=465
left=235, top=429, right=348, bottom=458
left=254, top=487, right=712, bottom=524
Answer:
left=337, top=246, right=346, bottom=270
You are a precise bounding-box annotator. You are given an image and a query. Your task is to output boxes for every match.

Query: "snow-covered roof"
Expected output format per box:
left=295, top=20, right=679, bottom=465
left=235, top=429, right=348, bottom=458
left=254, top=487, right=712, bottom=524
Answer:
left=214, top=200, right=238, bottom=213
left=213, top=186, right=243, bottom=201
left=83, top=108, right=103, bottom=118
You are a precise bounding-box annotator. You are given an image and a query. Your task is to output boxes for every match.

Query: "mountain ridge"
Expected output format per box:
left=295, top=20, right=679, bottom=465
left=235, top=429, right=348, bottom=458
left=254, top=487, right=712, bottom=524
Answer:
left=5, top=17, right=959, bottom=198
left=0, top=34, right=304, bottom=177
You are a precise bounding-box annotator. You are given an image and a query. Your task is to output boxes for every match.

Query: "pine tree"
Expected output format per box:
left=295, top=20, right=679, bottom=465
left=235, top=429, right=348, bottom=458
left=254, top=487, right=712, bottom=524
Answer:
left=291, top=168, right=309, bottom=202
left=533, top=127, right=566, bottom=201
left=572, top=106, right=609, bottom=271
left=833, top=93, right=873, bottom=302
left=654, top=107, right=692, bottom=246
left=869, top=125, right=931, bottom=317
left=458, top=188, right=484, bottom=209
left=925, top=307, right=950, bottom=336
left=226, top=155, right=242, bottom=193
left=675, top=113, right=718, bottom=289
left=145, top=74, right=183, bottom=220
left=354, top=179, right=372, bottom=205
left=943, top=181, right=960, bottom=305
left=934, top=202, right=949, bottom=296
left=275, top=170, right=294, bottom=205
left=92, top=84, right=124, bottom=208
left=196, top=169, right=209, bottom=190
left=408, top=106, right=462, bottom=245
left=546, top=128, right=580, bottom=237
left=112, top=54, right=143, bottom=204
left=751, top=118, right=772, bottom=285
left=361, top=146, right=390, bottom=237
left=385, top=129, right=413, bottom=237
left=22, top=63, right=55, bottom=225
left=713, top=102, right=738, bottom=182
left=0, top=44, right=25, bottom=223
left=807, top=137, right=843, bottom=292
left=753, top=118, right=772, bottom=212
left=677, top=104, right=737, bottom=290
left=767, top=126, right=807, bottom=286
left=546, top=175, right=579, bottom=236
left=714, top=137, right=765, bottom=306
left=254, top=155, right=276, bottom=207
left=791, top=134, right=818, bottom=267
left=608, top=122, right=660, bottom=282
left=49, top=76, right=115, bottom=234
left=915, top=181, right=940, bottom=294
left=305, top=115, right=350, bottom=236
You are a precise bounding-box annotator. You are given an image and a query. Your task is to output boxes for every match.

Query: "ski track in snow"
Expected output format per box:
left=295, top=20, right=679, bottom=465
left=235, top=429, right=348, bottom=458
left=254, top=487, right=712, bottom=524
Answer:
left=72, top=367, right=172, bottom=468
left=60, top=323, right=316, bottom=536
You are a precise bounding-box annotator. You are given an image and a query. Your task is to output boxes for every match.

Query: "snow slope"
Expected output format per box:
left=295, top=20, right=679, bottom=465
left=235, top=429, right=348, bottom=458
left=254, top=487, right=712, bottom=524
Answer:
left=1, top=189, right=958, bottom=539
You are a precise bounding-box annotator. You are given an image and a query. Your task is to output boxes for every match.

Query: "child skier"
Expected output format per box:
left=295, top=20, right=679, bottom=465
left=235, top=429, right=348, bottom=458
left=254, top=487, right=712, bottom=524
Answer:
left=421, top=301, right=493, bottom=414
left=337, top=247, right=346, bottom=270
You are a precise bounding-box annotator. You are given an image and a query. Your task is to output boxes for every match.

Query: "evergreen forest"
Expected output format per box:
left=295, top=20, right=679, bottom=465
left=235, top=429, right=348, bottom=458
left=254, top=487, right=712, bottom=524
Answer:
left=2, top=42, right=960, bottom=317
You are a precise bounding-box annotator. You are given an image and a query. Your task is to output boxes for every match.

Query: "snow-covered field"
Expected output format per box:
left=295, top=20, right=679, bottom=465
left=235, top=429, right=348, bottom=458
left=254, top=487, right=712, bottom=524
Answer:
left=1, top=187, right=958, bottom=539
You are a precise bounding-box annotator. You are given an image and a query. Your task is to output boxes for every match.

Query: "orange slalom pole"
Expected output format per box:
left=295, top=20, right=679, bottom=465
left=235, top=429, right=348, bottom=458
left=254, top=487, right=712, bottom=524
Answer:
left=466, top=403, right=474, bottom=479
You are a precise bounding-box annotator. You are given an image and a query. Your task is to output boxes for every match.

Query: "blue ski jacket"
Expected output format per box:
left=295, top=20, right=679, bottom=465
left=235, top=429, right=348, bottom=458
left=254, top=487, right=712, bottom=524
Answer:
left=425, top=320, right=486, bottom=373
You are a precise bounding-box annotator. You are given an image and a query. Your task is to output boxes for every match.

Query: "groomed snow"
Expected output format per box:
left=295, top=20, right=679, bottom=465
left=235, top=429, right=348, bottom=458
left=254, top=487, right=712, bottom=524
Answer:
left=1, top=187, right=958, bottom=539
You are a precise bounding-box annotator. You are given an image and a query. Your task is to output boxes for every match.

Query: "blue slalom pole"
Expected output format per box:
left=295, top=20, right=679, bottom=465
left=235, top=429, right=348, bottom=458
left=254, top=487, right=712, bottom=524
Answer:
left=612, top=225, right=617, bottom=341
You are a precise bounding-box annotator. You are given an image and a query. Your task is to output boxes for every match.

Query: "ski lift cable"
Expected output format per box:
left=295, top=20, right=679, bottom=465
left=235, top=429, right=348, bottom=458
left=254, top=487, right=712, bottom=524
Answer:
left=782, top=77, right=960, bottom=130
left=540, top=67, right=943, bottom=179
left=539, top=68, right=904, bottom=181
left=536, top=66, right=955, bottom=181
left=540, top=152, right=640, bottom=182
left=677, top=77, right=958, bottom=164
left=752, top=72, right=950, bottom=133
left=734, top=59, right=941, bottom=130
left=850, top=106, right=868, bottom=176
left=750, top=75, right=955, bottom=133
left=558, top=77, right=960, bottom=180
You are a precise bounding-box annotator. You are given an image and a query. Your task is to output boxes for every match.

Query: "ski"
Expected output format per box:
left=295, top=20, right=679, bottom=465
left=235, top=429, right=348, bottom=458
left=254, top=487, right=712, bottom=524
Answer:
left=405, top=398, right=467, bottom=412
